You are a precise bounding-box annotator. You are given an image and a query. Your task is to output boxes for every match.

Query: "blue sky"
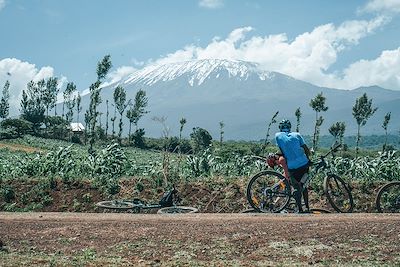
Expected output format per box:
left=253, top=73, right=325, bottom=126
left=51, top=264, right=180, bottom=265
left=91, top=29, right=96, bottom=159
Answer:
left=1, top=0, right=400, bottom=109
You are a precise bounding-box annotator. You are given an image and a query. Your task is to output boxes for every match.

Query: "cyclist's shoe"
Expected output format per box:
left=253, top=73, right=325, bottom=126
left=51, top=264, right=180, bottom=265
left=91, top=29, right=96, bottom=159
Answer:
left=296, top=209, right=311, bottom=214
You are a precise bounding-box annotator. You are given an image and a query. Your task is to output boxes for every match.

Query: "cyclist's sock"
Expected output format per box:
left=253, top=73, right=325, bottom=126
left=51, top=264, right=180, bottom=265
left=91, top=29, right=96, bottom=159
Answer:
left=302, top=188, right=310, bottom=210
left=293, top=189, right=303, bottom=212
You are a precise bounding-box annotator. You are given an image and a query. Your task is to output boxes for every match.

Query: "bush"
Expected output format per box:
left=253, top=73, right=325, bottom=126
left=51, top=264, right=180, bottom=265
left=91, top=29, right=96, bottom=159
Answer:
left=0, top=118, right=33, bottom=138
left=1, top=185, right=15, bottom=203
left=132, top=128, right=146, bottom=148
left=190, top=127, right=212, bottom=154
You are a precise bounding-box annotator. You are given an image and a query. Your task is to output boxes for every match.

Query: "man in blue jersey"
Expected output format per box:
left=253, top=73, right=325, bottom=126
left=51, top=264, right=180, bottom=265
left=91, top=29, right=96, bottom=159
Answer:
left=275, top=119, right=311, bottom=213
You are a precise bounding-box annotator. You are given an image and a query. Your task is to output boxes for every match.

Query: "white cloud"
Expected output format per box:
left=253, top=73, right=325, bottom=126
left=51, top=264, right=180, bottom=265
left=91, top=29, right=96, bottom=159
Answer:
left=0, top=58, right=55, bottom=113
left=360, top=0, right=400, bottom=15
left=151, top=15, right=395, bottom=90
left=107, top=66, right=137, bottom=85
left=340, top=48, right=400, bottom=90
left=199, top=0, right=223, bottom=9
left=0, top=0, right=5, bottom=11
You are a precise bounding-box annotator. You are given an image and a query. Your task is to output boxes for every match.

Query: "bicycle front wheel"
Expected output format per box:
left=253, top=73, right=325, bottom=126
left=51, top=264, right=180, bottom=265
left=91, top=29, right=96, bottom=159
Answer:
left=96, top=200, right=135, bottom=210
left=376, top=181, right=400, bottom=213
left=246, top=170, right=291, bottom=213
left=324, top=174, right=354, bottom=213
left=157, top=206, right=198, bottom=214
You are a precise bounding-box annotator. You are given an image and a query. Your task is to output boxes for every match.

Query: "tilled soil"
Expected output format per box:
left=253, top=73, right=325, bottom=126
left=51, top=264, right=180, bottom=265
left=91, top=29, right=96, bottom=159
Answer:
left=0, top=212, right=400, bottom=266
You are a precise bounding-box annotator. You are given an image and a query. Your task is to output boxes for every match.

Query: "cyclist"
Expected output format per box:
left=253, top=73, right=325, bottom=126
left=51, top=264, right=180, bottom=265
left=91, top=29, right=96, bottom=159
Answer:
left=272, top=119, right=312, bottom=213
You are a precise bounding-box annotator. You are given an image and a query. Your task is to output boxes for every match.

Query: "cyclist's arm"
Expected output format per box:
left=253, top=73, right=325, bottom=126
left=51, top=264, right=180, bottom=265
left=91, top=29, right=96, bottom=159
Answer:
left=302, top=144, right=311, bottom=161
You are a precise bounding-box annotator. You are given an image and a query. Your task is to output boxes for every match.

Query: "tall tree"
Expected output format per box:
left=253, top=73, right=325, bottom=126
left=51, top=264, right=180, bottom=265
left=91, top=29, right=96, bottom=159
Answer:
left=111, top=103, right=117, bottom=138
left=131, top=89, right=148, bottom=130
left=328, top=122, right=346, bottom=145
left=88, top=55, right=112, bottom=154
left=43, top=77, right=58, bottom=116
left=126, top=104, right=135, bottom=142
left=64, top=82, right=77, bottom=124
left=20, top=80, right=46, bottom=133
left=0, top=80, right=10, bottom=120
left=382, top=112, right=391, bottom=152
left=295, top=107, right=301, bottom=132
left=113, top=86, right=129, bottom=142
left=76, top=93, right=82, bottom=123
left=309, top=92, right=328, bottom=152
left=352, top=93, right=377, bottom=156
left=179, top=118, right=186, bottom=142
left=219, top=121, right=225, bottom=144
left=264, top=111, right=279, bottom=147
left=105, top=100, right=109, bottom=138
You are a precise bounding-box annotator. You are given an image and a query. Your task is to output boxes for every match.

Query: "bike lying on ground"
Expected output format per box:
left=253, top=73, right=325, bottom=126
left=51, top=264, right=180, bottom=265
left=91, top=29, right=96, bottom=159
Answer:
left=246, top=144, right=354, bottom=213
left=96, top=185, right=198, bottom=214
left=375, top=181, right=400, bottom=213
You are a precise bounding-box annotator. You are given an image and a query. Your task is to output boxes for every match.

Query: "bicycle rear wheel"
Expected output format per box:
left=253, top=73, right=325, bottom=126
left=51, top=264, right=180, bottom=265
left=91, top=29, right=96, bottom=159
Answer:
left=157, top=206, right=198, bottom=214
left=324, top=174, right=354, bottom=213
left=246, top=170, right=291, bottom=213
left=376, top=181, right=400, bottom=213
left=96, top=200, right=135, bottom=210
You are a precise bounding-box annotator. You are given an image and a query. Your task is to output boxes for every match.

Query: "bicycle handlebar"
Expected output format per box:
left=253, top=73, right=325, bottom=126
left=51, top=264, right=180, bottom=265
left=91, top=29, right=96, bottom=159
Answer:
left=320, top=143, right=341, bottom=159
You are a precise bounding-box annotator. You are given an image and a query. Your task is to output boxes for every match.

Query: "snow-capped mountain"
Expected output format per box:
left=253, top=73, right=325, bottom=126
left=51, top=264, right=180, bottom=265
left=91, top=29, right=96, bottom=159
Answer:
left=91, top=59, right=400, bottom=140
left=120, top=59, right=274, bottom=87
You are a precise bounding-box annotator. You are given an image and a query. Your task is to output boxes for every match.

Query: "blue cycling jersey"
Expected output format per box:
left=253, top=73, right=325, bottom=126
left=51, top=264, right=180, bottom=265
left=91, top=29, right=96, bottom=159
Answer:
left=275, top=131, right=309, bottom=170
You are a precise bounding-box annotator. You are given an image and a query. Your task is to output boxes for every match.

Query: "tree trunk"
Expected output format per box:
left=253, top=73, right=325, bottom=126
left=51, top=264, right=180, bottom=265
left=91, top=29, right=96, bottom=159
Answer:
left=356, top=124, right=361, bottom=157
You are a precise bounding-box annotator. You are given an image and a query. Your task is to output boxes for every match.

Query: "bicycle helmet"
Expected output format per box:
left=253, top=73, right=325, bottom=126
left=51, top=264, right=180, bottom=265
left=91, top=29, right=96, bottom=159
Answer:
left=278, top=119, right=291, bottom=132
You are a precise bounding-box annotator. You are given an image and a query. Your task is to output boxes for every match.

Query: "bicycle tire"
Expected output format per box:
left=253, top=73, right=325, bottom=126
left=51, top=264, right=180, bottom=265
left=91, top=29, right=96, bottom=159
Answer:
left=157, top=206, right=198, bottom=214
left=323, top=174, right=354, bottom=213
left=246, top=170, right=291, bottom=213
left=96, top=200, right=135, bottom=210
left=375, top=181, right=400, bottom=213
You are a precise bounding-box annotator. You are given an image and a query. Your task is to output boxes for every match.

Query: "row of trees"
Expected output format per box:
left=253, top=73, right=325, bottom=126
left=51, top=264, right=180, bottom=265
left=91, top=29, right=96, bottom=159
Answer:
left=0, top=55, right=395, bottom=157
left=292, top=91, right=390, bottom=156
left=0, top=56, right=150, bottom=152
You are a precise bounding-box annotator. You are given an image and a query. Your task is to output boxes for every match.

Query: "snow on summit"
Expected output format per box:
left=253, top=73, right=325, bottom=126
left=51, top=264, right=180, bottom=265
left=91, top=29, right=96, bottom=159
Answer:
left=121, top=59, right=274, bottom=87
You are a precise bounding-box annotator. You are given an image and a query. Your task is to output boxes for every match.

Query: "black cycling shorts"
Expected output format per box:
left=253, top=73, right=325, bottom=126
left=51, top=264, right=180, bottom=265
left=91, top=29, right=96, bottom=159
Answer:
left=288, top=163, right=309, bottom=183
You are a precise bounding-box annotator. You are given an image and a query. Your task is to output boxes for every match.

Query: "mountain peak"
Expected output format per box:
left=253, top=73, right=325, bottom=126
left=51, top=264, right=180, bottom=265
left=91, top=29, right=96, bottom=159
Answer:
left=122, top=59, right=274, bottom=87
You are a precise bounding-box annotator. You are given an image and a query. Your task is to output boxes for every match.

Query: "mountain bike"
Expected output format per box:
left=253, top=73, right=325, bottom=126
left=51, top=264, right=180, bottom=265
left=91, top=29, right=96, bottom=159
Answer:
left=96, top=185, right=198, bottom=214
left=375, top=181, right=400, bottom=213
left=246, top=144, right=354, bottom=213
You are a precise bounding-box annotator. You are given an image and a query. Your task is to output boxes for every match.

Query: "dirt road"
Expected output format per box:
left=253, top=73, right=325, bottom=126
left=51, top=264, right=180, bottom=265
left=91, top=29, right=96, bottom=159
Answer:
left=1, top=212, right=399, bottom=266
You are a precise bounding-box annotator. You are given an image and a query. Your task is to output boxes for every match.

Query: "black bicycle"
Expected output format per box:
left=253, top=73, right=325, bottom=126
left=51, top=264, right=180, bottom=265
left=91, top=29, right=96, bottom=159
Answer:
left=96, top=186, right=198, bottom=214
left=375, top=181, right=400, bottom=213
left=247, top=144, right=354, bottom=213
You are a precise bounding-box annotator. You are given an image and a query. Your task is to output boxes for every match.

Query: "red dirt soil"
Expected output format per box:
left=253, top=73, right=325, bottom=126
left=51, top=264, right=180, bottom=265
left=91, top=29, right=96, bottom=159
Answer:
left=1, top=212, right=399, bottom=266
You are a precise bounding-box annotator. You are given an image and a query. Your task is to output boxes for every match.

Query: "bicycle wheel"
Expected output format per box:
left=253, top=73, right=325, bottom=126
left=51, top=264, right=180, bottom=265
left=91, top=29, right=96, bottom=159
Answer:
left=246, top=170, right=291, bottom=213
left=376, top=181, right=400, bottom=213
left=157, top=206, right=198, bottom=214
left=96, top=200, right=135, bottom=210
left=323, top=174, right=354, bottom=213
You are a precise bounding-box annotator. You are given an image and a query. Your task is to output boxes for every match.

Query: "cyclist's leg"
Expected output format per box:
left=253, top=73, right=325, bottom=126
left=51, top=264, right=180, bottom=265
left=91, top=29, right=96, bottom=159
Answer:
left=289, top=165, right=309, bottom=213
left=278, top=156, right=290, bottom=180
left=302, top=188, right=310, bottom=211
left=289, top=173, right=303, bottom=212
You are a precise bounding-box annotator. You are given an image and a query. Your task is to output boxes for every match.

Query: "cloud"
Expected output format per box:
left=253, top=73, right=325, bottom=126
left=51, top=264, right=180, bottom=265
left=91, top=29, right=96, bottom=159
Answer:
left=340, top=48, right=400, bottom=90
left=151, top=15, right=395, bottom=90
left=106, top=66, right=137, bottom=85
left=0, top=58, right=55, bottom=113
left=199, top=0, right=223, bottom=9
left=360, top=0, right=400, bottom=15
left=0, top=0, right=5, bottom=11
